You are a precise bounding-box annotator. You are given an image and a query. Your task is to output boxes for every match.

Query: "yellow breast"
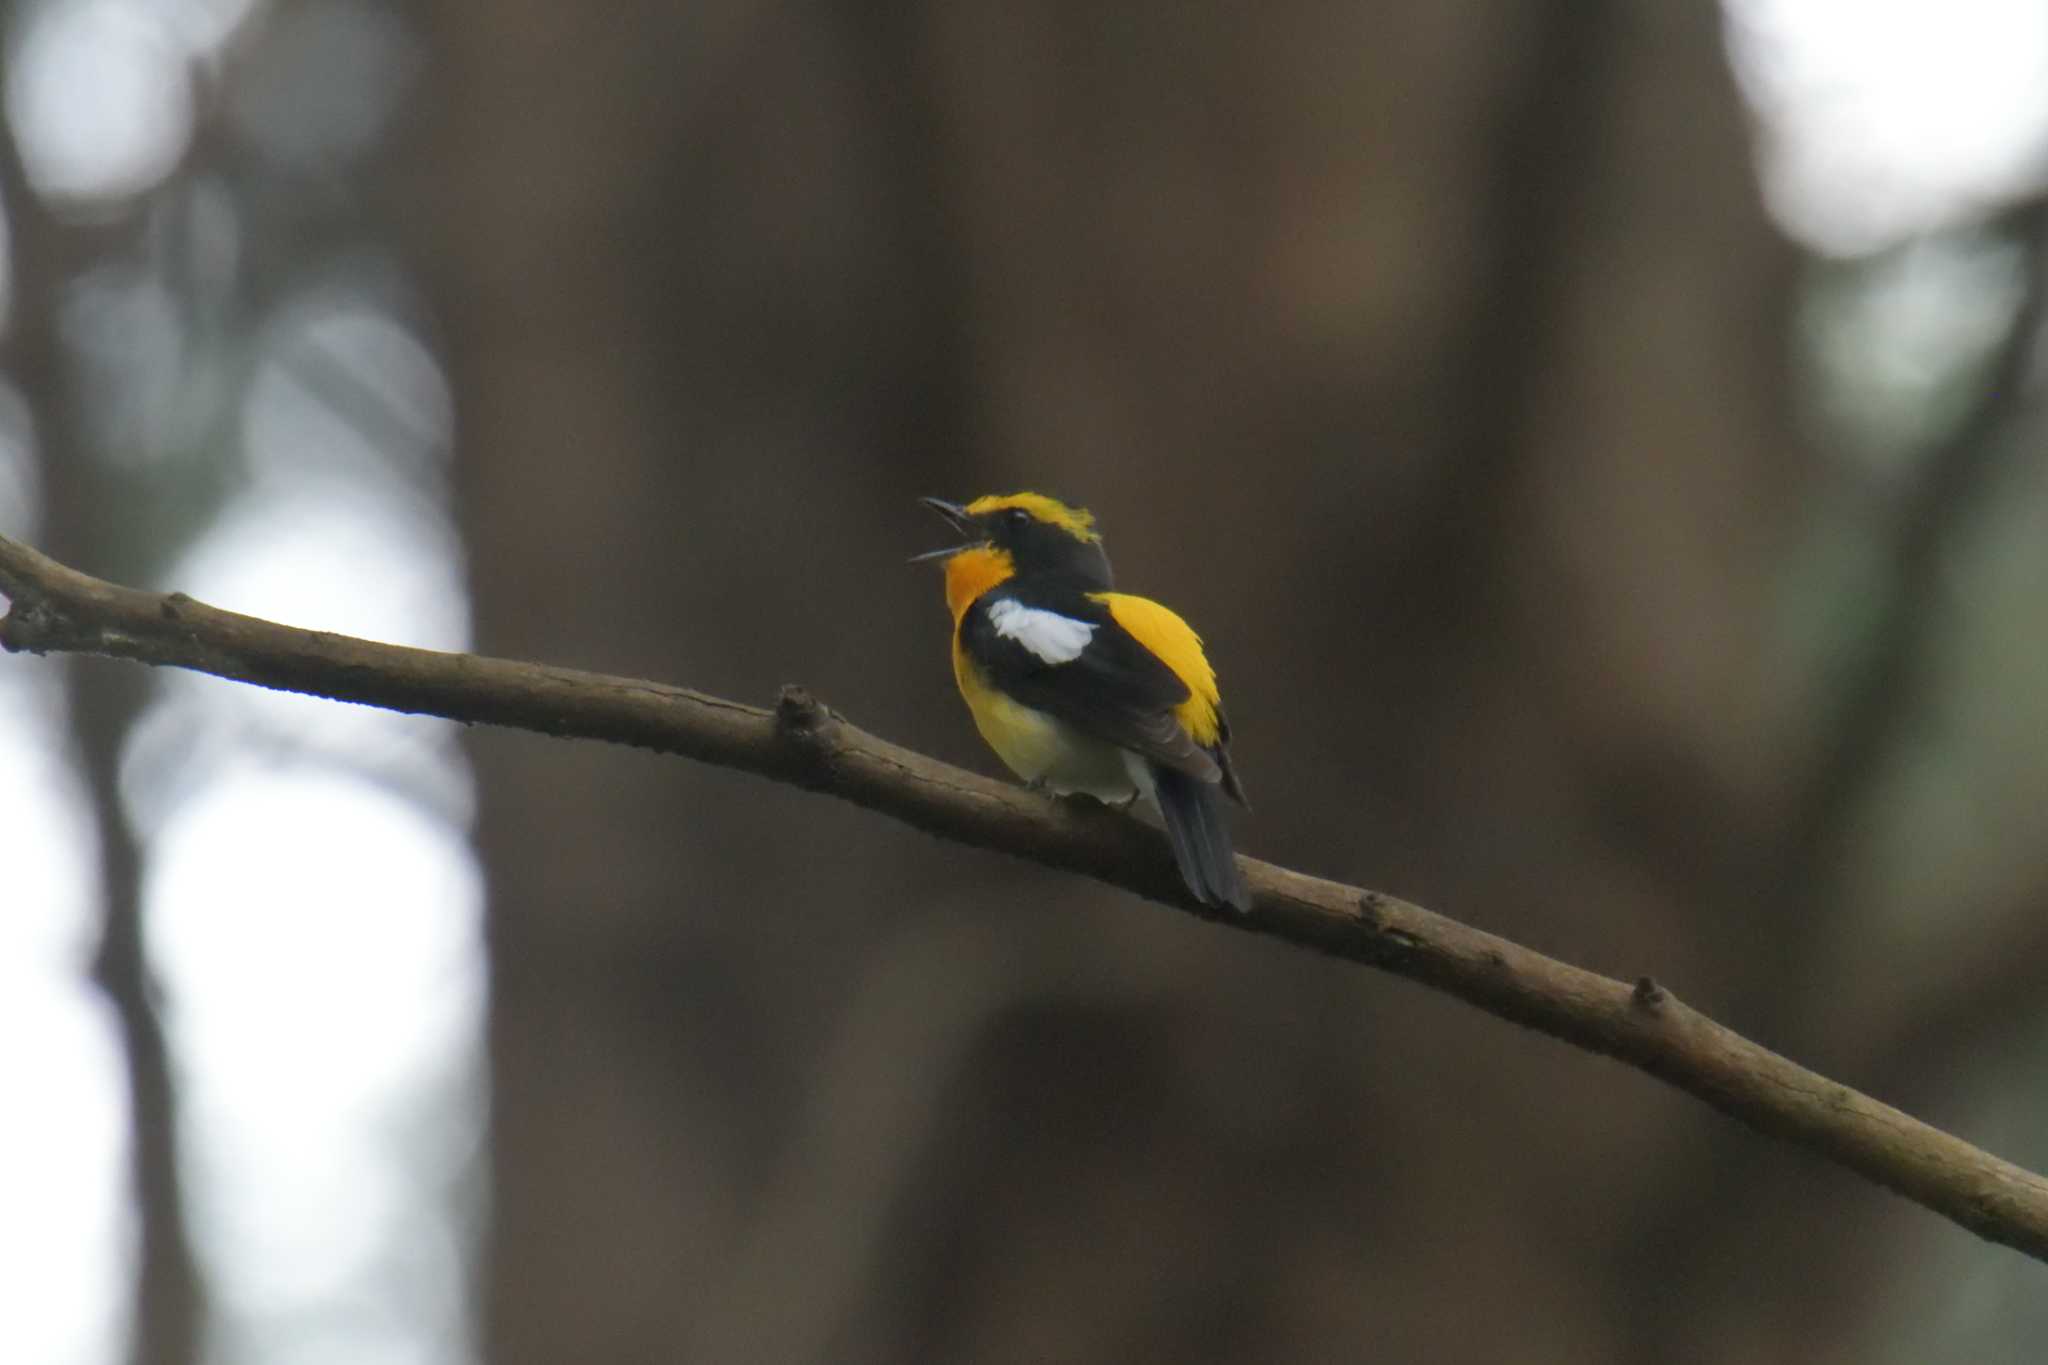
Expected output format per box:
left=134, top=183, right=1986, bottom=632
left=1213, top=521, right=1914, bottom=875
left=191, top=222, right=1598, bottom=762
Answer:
left=950, top=632, right=1136, bottom=800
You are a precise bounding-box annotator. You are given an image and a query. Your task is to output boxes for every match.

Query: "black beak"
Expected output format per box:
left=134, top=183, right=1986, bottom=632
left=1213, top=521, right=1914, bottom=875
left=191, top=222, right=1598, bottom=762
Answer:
left=910, top=497, right=976, bottom=563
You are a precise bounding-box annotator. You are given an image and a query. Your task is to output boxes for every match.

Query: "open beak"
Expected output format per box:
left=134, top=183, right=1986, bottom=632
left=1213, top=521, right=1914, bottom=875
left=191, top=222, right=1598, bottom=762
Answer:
left=910, top=497, right=977, bottom=563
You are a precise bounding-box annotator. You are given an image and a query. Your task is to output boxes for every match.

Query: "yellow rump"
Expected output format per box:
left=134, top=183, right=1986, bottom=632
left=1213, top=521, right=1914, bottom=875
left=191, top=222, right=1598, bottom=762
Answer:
left=1090, top=591, right=1222, bottom=745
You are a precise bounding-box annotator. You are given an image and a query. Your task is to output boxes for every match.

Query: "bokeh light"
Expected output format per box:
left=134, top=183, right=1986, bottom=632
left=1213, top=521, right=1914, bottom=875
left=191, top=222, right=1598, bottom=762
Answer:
left=1727, top=0, right=2048, bottom=252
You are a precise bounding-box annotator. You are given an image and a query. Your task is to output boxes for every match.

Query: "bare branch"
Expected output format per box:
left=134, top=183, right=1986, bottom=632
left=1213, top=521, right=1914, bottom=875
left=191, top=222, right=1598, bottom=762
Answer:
left=7, top=533, right=2048, bottom=1262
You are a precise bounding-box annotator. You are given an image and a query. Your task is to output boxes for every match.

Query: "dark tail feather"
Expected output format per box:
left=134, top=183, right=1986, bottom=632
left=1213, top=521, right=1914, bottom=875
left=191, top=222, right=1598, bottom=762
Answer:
left=1149, top=762, right=1251, bottom=911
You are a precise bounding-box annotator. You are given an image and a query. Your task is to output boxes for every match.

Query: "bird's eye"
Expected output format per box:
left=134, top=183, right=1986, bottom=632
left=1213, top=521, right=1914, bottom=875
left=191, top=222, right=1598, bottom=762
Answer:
left=1003, top=508, right=1030, bottom=529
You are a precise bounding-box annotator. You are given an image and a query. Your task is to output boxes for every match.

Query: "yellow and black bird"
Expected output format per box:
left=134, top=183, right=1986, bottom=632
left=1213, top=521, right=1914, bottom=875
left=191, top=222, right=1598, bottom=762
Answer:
left=915, top=492, right=1250, bottom=910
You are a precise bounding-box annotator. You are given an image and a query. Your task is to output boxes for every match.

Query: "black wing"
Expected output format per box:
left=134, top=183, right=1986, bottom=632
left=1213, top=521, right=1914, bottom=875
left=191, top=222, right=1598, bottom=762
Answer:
left=960, top=580, right=1222, bottom=784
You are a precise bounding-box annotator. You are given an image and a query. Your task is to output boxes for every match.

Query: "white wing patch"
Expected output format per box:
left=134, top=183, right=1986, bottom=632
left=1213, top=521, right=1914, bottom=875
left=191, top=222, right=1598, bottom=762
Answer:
left=988, top=598, right=1096, bottom=664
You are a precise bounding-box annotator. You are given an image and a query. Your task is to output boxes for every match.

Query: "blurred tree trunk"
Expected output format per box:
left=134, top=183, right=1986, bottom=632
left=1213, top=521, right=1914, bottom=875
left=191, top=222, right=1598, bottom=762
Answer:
left=403, top=3, right=1888, bottom=1361
left=414, top=5, right=979, bottom=1359
left=2, top=121, right=202, bottom=1365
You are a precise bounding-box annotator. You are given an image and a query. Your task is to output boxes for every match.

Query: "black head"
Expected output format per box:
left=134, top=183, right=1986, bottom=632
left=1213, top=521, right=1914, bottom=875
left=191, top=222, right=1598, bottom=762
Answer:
left=916, top=492, right=1114, bottom=588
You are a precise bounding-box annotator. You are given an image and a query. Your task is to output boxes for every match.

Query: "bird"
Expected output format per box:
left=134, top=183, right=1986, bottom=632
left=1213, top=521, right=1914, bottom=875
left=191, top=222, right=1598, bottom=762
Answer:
left=914, top=492, right=1250, bottom=910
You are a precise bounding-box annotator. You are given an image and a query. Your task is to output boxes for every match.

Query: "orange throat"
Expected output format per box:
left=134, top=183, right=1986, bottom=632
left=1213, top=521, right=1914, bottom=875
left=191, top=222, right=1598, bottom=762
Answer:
left=942, top=545, right=1015, bottom=622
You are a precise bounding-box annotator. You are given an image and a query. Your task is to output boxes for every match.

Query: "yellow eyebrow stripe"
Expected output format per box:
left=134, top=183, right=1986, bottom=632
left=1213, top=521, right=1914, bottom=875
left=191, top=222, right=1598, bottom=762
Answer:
left=1089, top=591, right=1222, bottom=746
left=965, top=492, right=1099, bottom=541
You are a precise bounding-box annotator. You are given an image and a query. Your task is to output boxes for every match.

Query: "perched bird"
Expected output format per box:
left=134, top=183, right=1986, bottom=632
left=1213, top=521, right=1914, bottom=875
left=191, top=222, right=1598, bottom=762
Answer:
left=915, top=492, right=1250, bottom=910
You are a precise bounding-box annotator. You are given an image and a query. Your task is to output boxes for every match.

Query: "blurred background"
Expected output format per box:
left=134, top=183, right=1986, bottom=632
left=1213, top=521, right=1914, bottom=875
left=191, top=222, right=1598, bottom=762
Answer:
left=3, top=1, right=2048, bottom=1361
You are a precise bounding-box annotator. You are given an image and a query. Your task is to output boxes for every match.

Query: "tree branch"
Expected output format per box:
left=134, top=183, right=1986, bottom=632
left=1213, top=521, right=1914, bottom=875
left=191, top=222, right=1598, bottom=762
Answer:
left=7, top=532, right=2048, bottom=1262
